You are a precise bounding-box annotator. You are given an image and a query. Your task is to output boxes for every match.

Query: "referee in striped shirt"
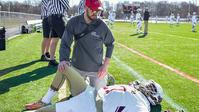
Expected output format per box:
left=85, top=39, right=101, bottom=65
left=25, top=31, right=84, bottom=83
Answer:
left=47, top=0, right=70, bottom=66
left=41, top=0, right=60, bottom=66
left=40, top=0, right=51, bottom=61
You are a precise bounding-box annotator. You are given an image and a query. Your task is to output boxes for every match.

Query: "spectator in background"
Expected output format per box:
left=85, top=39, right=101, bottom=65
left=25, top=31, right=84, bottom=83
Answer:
left=143, top=8, right=150, bottom=35
left=47, top=0, right=70, bottom=66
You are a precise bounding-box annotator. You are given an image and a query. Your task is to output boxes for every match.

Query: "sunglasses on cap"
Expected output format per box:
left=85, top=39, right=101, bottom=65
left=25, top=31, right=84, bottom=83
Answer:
left=88, top=8, right=102, bottom=15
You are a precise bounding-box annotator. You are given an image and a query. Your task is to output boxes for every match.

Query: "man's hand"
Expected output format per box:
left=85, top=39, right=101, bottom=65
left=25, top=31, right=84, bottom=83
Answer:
left=58, top=61, right=70, bottom=73
left=97, top=57, right=110, bottom=79
left=97, top=64, right=108, bottom=79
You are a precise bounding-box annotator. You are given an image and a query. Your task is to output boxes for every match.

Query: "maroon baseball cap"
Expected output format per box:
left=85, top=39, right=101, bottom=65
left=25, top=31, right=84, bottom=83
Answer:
left=85, top=0, right=103, bottom=11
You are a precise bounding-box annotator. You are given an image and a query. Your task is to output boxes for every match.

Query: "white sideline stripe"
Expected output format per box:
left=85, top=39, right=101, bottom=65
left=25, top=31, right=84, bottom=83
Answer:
left=117, top=43, right=199, bottom=84
left=150, top=32, right=199, bottom=41
left=113, top=56, right=144, bottom=80
left=113, top=56, right=187, bottom=112
left=112, top=29, right=199, bottom=41
left=7, top=34, right=21, bottom=40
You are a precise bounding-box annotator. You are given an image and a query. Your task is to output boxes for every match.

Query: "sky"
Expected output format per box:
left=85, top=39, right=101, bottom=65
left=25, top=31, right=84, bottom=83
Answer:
left=1, top=0, right=198, bottom=6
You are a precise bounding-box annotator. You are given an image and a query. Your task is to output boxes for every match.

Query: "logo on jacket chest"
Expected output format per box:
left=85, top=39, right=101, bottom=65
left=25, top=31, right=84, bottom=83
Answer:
left=91, top=31, right=100, bottom=38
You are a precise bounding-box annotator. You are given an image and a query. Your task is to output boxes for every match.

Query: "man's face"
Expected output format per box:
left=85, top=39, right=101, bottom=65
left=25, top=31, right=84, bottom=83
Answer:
left=86, top=7, right=101, bottom=20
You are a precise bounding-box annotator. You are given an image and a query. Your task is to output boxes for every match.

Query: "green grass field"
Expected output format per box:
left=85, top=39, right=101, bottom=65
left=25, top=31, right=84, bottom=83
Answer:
left=0, top=22, right=199, bottom=111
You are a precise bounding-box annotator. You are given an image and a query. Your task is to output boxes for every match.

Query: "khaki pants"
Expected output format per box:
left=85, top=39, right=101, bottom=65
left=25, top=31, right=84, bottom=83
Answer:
left=144, top=20, right=148, bottom=34
left=73, top=67, right=107, bottom=90
left=50, top=66, right=88, bottom=96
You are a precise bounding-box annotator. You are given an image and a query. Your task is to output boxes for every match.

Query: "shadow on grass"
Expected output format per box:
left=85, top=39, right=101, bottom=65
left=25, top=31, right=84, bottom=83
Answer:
left=0, top=60, right=40, bottom=77
left=138, top=34, right=147, bottom=38
left=0, top=66, right=57, bottom=94
left=129, top=33, right=140, bottom=36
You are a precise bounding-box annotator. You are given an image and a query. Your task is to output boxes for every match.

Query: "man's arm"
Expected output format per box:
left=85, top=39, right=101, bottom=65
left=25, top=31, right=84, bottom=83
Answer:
left=104, top=27, right=115, bottom=59
left=98, top=25, right=115, bottom=79
left=59, top=20, right=74, bottom=72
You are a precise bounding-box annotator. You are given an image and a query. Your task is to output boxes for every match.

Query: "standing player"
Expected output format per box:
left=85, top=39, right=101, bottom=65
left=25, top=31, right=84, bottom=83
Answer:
left=130, top=11, right=135, bottom=26
left=169, top=12, right=175, bottom=27
left=136, top=9, right=142, bottom=33
left=176, top=13, right=180, bottom=26
left=192, top=12, right=198, bottom=32
left=125, top=15, right=129, bottom=22
left=155, top=15, right=158, bottom=24
left=165, top=16, right=168, bottom=23
left=108, top=10, right=116, bottom=28
left=187, top=12, right=191, bottom=22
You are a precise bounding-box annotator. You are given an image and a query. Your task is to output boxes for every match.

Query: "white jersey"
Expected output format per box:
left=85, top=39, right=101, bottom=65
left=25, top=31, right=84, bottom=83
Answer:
left=130, top=15, right=134, bottom=20
left=56, top=86, right=96, bottom=112
left=155, top=16, right=158, bottom=23
left=98, top=85, right=151, bottom=112
left=130, top=15, right=135, bottom=24
left=56, top=85, right=150, bottom=112
left=108, top=12, right=116, bottom=22
left=176, top=15, right=180, bottom=21
left=170, top=14, right=175, bottom=23
left=136, top=13, right=142, bottom=22
left=192, top=15, right=197, bottom=24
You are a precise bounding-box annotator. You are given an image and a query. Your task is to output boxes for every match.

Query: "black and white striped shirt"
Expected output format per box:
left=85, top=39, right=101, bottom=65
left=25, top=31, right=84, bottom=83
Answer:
left=48, top=0, right=70, bottom=15
left=41, top=0, right=49, bottom=18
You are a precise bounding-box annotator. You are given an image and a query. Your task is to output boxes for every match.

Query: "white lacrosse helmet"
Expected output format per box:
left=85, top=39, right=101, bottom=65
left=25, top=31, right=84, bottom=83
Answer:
left=131, top=80, right=164, bottom=105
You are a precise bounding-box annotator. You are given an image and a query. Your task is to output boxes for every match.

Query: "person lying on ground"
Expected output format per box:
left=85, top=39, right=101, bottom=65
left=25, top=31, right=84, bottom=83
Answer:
left=25, top=66, right=163, bottom=112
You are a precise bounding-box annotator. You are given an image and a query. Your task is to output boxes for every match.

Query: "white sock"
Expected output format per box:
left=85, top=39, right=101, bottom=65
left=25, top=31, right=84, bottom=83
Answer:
left=41, top=88, right=57, bottom=104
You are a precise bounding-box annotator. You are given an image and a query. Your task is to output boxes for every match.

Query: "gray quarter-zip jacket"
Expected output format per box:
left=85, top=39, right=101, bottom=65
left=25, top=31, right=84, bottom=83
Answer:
left=60, top=14, right=114, bottom=72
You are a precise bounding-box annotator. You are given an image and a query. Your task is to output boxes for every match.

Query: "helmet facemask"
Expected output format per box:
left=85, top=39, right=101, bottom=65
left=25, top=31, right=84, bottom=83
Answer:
left=130, top=80, right=163, bottom=105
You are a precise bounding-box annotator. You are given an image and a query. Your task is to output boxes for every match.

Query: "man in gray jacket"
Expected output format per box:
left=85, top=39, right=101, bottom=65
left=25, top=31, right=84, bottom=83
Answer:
left=24, top=0, right=114, bottom=110
left=58, top=0, right=114, bottom=89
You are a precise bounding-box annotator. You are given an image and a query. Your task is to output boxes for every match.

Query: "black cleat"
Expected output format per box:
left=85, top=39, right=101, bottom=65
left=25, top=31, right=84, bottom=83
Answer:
left=40, top=55, right=49, bottom=61
left=48, top=60, right=59, bottom=66
left=45, top=52, right=50, bottom=58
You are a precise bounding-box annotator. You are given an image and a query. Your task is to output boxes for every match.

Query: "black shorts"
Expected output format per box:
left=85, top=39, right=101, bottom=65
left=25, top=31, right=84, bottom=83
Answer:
left=42, top=17, right=58, bottom=38
left=48, top=14, right=65, bottom=38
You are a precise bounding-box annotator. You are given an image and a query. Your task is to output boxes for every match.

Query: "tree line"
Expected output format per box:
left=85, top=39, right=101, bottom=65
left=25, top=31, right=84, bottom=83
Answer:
left=113, top=1, right=199, bottom=18
left=0, top=0, right=41, bottom=14
left=0, top=0, right=198, bottom=18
